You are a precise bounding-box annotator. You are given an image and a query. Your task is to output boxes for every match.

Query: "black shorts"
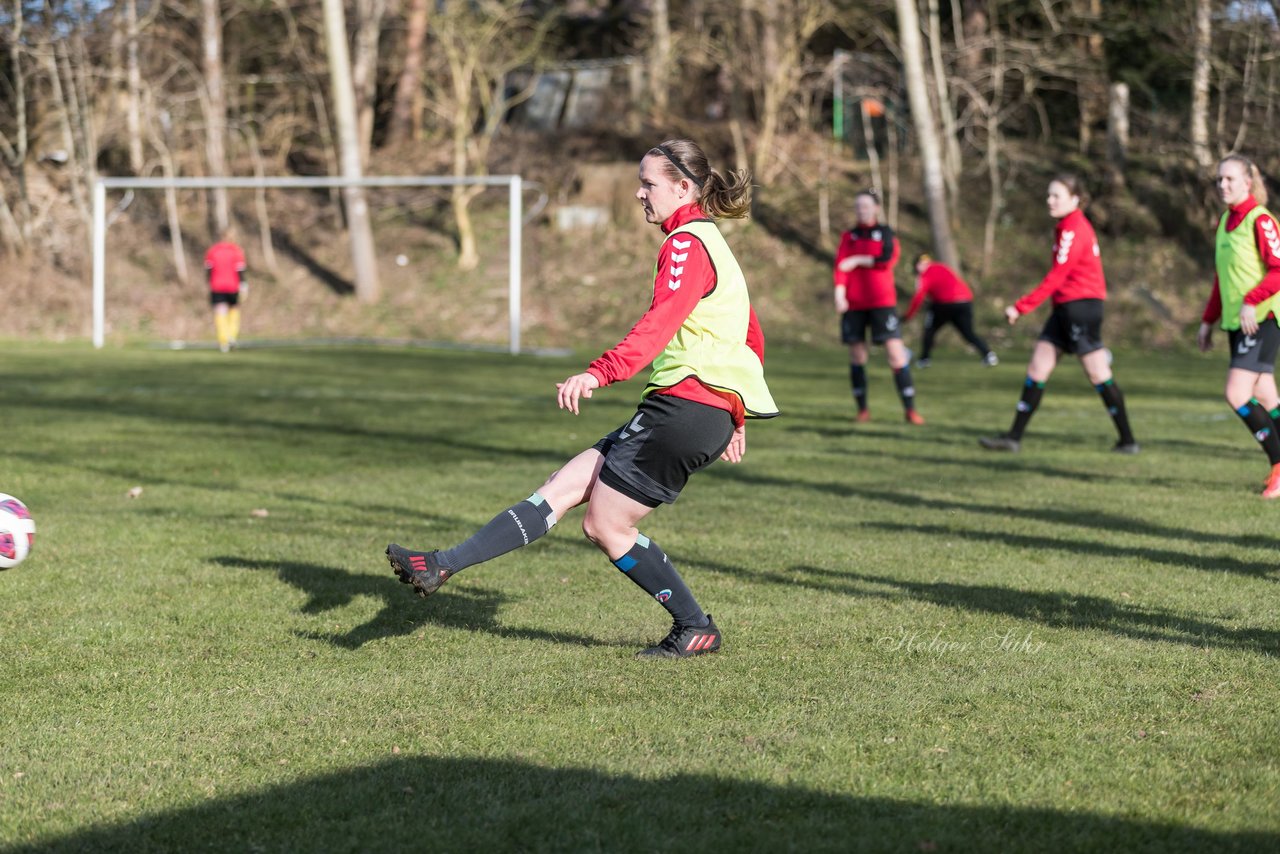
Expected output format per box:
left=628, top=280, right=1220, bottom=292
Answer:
left=592, top=394, right=734, bottom=508
left=1228, top=321, right=1280, bottom=372
left=210, top=291, right=240, bottom=307
left=1039, top=299, right=1104, bottom=355
left=841, top=308, right=902, bottom=345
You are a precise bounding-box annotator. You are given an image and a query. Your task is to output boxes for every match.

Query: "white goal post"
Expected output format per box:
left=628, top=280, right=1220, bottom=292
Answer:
left=91, top=174, right=524, bottom=352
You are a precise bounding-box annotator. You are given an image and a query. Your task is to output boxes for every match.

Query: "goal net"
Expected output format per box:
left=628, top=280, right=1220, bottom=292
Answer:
left=91, top=175, right=533, bottom=353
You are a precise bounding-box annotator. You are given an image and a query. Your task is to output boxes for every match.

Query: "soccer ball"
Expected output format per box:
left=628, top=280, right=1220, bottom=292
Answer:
left=0, top=493, right=36, bottom=569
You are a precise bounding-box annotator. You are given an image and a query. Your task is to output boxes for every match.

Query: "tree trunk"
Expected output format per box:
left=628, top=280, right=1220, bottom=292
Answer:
left=323, top=0, right=381, bottom=301
left=46, top=47, right=88, bottom=225
left=386, top=0, right=431, bottom=146
left=895, top=0, right=959, bottom=266
left=2, top=1, right=31, bottom=249
left=126, top=0, right=144, bottom=174
left=201, top=0, right=230, bottom=236
left=927, top=0, right=961, bottom=214
left=1231, top=25, right=1260, bottom=154
left=1191, top=0, right=1213, bottom=168
left=1107, top=81, right=1129, bottom=189
left=860, top=98, right=883, bottom=199
left=148, top=107, right=189, bottom=285
left=886, top=101, right=900, bottom=229
left=1077, top=0, right=1104, bottom=156
left=753, top=0, right=782, bottom=182
left=352, top=0, right=388, bottom=168
left=982, top=11, right=1005, bottom=277
left=242, top=123, right=279, bottom=273
left=650, top=0, right=671, bottom=114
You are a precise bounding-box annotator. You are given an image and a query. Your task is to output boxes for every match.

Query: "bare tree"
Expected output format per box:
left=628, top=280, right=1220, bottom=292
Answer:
left=926, top=0, right=961, bottom=213
left=322, top=0, right=380, bottom=300
left=895, top=0, right=959, bottom=266
left=423, top=0, right=551, bottom=270
left=1191, top=0, right=1213, bottom=169
left=125, top=0, right=144, bottom=174
left=201, top=0, right=230, bottom=235
left=649, top=0, right=671, bottom=115
left=1075, top=0, right=1105, bottom=155
left=385, top=0, right=431, bottom=146
left=0, top=0, right=32, bottom=251
left=1107, top=81, right=1129, bottom=189
left=352, top=0, right=388, bottom=168
left=723, top=0, right=831, bottom=184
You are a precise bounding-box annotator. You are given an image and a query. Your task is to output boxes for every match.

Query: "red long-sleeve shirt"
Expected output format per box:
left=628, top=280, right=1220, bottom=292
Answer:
left=833, top=222, right=900, bottom=309
left=205, top=241, right=246, bottom=293
left=1200, top=196, right=1280, bottom=324
left=904, top=261, right=974, bottom=320
left=585, top=203, right=764, bottom=426
left=1013, top=209, right=1106, bottom=315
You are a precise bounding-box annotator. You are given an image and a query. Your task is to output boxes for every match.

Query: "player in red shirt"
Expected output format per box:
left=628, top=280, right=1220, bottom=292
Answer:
left=904, top=254, right=997, bottom=367
left=1195, top=154, right=1280, bottom=497
left=833, top=190, right=923, bottom=424
left=204, top=229, right=247, bottom=353
left=980, top=174, right=1138, bottom=453
left=387, top=139, right=778, bottom=659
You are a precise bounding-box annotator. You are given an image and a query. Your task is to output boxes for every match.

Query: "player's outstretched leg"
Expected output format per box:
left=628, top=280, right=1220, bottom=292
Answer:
left=386, top=492, right=557, bottom=597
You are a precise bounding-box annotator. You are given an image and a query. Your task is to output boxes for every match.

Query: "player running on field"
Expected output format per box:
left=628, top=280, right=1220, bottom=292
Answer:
left=904, top=253, right=997, bottom=367
left=387, top=138, right=779, bottom=659
left=833, top=190, right=923, bottom=424
left=979, top=174, right=1138, bottom=454
left=1196, top=154, right=1280, bottom=498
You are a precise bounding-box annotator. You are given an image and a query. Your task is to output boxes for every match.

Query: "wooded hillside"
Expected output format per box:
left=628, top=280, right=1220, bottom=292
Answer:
left=1, top=0, right=1275, bottom=347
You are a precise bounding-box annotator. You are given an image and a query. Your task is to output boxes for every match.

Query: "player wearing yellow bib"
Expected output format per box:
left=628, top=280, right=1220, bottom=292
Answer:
left=387, top=139, right=778, bottom=658
left=1197, top=154, right=1280, bottom=498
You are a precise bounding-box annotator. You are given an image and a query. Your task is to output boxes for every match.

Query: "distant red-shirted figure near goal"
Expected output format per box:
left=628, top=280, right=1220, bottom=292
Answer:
left=205, top=229, right=247, bottom=353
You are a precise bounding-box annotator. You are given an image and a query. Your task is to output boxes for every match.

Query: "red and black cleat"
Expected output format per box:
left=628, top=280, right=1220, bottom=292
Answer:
left=636, top=615, right=722, bottom=659
left=386, top=544, right=451, bottom=598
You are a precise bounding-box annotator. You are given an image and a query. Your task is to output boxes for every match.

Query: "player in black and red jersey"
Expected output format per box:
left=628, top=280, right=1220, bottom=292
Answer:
left=833, top=190, right=923, bottom=424
left=204, top=228, right=247, bottom=353
left=1196, top=154, right=1280, bottom=498
left=980, top=174, right=1138, bottom=453
left=904, top=254, right=997, bottom=367
left=387, top=139, right=778, bottom=659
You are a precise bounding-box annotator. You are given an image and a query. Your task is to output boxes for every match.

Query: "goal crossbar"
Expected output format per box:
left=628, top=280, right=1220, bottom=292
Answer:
left=91, top=174, right=524, bottom=353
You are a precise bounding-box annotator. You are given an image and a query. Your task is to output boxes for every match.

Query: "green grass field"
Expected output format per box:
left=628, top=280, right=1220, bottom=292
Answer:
left=0, top=340, right=1276, bottom=852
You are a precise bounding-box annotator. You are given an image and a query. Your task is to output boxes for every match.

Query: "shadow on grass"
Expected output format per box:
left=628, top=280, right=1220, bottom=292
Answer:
left=715, top=561, right=1278, bottom=654
left=867, top=520, right=1276, bottom=582
left=11, top=755, right=1273, bottom=853
left=708, top=469, right=1280, bottom=565
left=212, top=556, right=622, bottom=650
left=865, top=483, right=1280, bottom=554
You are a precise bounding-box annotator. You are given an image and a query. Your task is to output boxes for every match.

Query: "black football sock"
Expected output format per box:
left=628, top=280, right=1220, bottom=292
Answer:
left=1095, top=379, right=1136, bottom=445
left=435, top=493, right=557, bottom=572
left=893, top=364, right=917, bottom=412
left=1236, top=399, right=1280, bottom=465
left=849, top=364, right=868, bottom=412
left=1009, top=377, right=1046, bottom=440
left=612, top=534, right=706, bottom=627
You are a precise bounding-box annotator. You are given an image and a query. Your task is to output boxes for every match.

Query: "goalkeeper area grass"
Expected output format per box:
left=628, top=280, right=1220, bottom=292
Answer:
left=0, top=341, right=1276, bottom=852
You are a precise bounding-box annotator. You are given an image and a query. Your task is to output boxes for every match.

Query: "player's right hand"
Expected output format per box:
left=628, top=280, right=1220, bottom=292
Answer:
left=556, top=372, right=599, bottom=415
left=1197, top=322, right=1213, bottom=352
left=1004, top=305, right=1020, bottom=324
